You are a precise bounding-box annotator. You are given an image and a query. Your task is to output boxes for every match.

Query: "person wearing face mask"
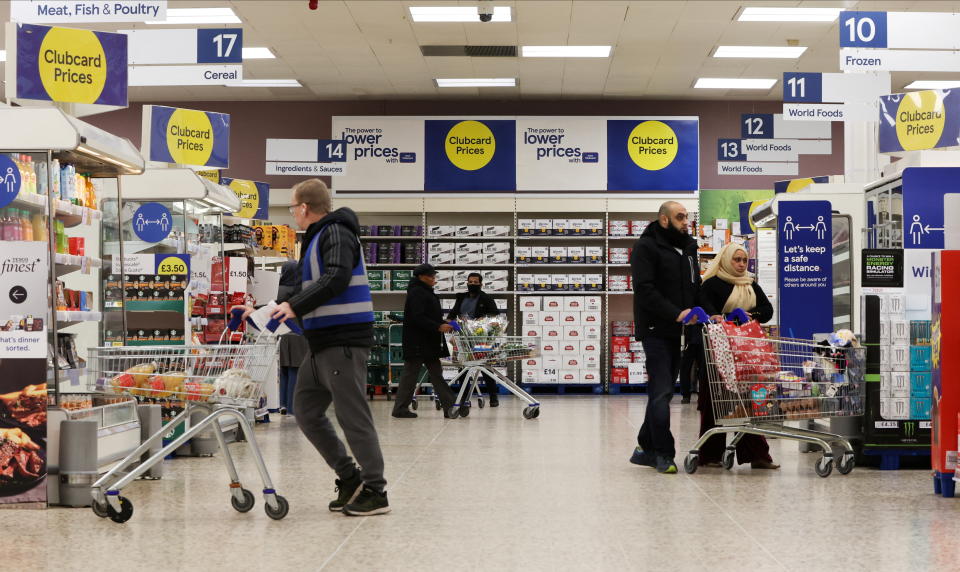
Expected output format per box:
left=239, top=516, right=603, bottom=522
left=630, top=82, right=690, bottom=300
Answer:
left=697, top=242, right=779, bottom=470
left=446, top=272, right=501, bottom=407
left=628, top=201, right=701, bottom=475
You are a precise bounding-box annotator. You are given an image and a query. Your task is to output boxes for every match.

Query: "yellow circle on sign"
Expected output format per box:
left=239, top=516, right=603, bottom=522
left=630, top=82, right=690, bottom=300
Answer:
left=627, top=121, right=678, bottom=171
left=229, top=179, right=260, bottom=218
left=158, top=256, right=187, bottom=275
left=445, top=121, right=495, bottom=171
left=38, top=27, right=107, bottom=104
left=166, top=108, right=215, bottom=166
left=785, top=178, right=815, bottom=193
left=896, top=91, right=946, bottom=151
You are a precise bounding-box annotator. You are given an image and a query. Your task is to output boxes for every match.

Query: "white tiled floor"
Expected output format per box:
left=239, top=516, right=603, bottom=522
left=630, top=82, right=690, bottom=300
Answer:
left=6, top=395, right=957, bottom=571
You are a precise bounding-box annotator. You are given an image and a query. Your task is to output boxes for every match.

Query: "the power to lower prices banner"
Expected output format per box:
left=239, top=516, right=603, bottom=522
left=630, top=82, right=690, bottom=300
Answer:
left=879, top=90, right=960, bottom=153
left=606, top=118, right=699, bottom=191
left=7, top=22, right=128, bottom=107
left=221, top=177, right=269, bottom=220
left=142, top=105, right=230, bottom=169
left=516, top=117, right=605, bottom=190
left=778, top=200, right=833, bottom=340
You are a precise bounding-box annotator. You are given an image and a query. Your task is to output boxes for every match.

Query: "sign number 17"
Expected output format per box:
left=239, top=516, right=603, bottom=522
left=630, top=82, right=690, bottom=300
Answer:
left=213, top=33, right=238, bottom=59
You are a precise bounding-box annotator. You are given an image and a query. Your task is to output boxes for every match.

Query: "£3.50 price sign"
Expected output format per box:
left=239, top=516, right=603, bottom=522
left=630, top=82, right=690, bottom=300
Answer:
left=156, top=255, right=189, bottom=276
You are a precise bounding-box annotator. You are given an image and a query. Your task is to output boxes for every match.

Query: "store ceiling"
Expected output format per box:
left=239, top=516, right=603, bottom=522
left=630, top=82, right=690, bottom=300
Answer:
left=4, top=0, right=960, bottom=101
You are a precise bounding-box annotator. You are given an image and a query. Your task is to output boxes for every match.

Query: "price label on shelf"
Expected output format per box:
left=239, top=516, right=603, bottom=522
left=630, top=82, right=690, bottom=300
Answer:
left=157, top=256, right=188, bottom=275
left=81, top=257, right=89, bottom=274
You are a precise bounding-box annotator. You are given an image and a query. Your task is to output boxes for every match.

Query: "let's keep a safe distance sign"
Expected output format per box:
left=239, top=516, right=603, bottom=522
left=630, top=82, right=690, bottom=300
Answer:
left=143, top=105, right=230, bottom=168
left=878, top=90, right=960, bottom=154
left=9, top=22, right=128, bottom=106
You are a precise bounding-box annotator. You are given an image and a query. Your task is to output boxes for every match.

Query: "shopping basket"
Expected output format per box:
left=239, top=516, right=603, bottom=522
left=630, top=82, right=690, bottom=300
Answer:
left=682, top=308, right=865, bottom=478
left=443, top=325, right=542, bottom=419
left=87, top=308, right=295, bottom=523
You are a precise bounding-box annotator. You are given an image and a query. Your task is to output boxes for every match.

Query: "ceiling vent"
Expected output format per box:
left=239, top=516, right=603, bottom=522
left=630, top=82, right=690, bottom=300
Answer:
left=421, top=45, right=518, bottom=57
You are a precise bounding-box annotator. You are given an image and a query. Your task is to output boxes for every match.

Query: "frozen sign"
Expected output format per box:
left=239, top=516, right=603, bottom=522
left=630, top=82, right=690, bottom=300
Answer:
left=132, top=202, right=172, bottom=243
left=516, top=118, right=605, bottom=190
left=778, top=200, right=833, bottom=341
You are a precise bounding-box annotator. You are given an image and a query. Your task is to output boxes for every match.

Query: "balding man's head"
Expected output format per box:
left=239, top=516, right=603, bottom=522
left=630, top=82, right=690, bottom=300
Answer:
left=658, top=201, right=689, bottom=234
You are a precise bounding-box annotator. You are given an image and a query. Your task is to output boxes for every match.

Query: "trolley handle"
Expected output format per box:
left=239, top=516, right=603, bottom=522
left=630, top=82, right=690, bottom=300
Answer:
left=682, top=307, right=710, bottom=325
left=265, top=316, right=304, bottom=335
left=726, top=308, right=752, bottom=324
left=227, top=307, right=247, bottom=332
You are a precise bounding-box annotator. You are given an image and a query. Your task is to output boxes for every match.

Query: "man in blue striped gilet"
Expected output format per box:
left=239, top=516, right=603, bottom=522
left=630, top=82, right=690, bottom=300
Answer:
left=270, top=178, right=389, bottom=516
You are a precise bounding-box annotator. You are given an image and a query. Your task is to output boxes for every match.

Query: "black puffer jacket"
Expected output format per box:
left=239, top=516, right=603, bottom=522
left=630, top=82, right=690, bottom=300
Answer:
left=446, top=291, right=499, bottom=320
left=402, top=278, right=450, bottom=360
left=630, top=222, right=701, bottom=340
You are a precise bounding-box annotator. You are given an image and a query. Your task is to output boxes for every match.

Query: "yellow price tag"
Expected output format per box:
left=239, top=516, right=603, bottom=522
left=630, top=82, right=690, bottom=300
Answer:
left=158, top=256, right=187, bottom=275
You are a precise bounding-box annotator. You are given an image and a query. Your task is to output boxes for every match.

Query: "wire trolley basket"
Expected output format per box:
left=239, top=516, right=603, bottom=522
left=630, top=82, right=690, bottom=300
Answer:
left=443, top=331, right=543, bottom=420
left=87, top=309, right=294, bottom=523
left=683, top=308, right=865, bottom=478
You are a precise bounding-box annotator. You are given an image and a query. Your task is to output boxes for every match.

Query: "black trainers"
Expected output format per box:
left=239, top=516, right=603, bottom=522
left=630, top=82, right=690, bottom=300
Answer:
left=629, top=447, right=656, bottom=467
left=328, top=471, right=363, bottom=512
left=392, top=410, right=417, bottom=419
left=656, top=456, right=678, bottom=474
left=489, top=395, right=499, bottom=407
left=343, top=486, right=391, bottom=516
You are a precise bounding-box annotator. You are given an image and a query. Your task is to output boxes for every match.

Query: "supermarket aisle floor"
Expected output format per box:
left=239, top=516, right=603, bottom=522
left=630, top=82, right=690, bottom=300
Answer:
left=8, top=395, right=957, bottom=572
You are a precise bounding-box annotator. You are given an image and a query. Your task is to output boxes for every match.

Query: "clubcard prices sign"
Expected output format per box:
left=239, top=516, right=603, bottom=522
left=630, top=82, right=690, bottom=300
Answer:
left=879, top=90, right=960, bottom=154
left=221, top=177, right=269, bottom=220
left=606, top=118, right=699, bottom=191
left=424, top=119, right=516, bottom=191
left=143, top=105, right=230, bottom=168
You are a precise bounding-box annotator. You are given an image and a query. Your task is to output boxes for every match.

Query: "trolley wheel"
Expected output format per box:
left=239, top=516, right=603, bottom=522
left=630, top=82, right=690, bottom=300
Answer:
left=106, top=496, right=134, bottom=524
left=446, top=406, right=460, bottom=419
left=684, top=454, right=699, bottom=474
left=478, top=397, right=485, bottom=409
left=411, top=400, right=419, bottom=411
left=91, top=501, right=110, bottom=518
left=815, top=456, right=834, bottom=478
left=837, top=454, right=855, bottom=475
left=522, top=406, right=540, bottom=419
left=458, top=405, right=471, bottom=418
left=721, top=450, right=735, bottom=471
left=264, top=495, right=290, bottom=520
left=231, top=488, right=255, bottom=513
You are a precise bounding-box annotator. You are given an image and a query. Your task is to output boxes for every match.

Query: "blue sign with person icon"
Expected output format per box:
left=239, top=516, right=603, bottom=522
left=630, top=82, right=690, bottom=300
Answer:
left=133, top=202, right=173, bottom=243
left=778, top=200, right=833, bottom=341
left=0, top=155, right=23, bottom=209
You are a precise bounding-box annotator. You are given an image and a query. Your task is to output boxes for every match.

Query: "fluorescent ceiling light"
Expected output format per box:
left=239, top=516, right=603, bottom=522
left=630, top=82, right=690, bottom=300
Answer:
left=225, top=79, right=302, bottom=88
left=410, top=6, right=511, bottom=22
left=145, top=8, right=241, bottom=25
left=714, top=46, right=807, bottom=59
left=904, top=80, right=960, bottom=90
left=436, top=78, right=516, bottom=87
left=694, top=78, right=777, bottom=89
left=242, top=47, right=275, bottom=60
left=738, top=7, right=842, bottom=22
left=0, top=50, right=5, bottom=63
left=521, top=46, right=611, bottom=58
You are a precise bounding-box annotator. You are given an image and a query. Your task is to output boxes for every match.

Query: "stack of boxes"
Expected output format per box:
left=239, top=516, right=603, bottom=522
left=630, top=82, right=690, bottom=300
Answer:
left=909, top=320, right=933, bottom=420
left=435, top=269, right=509, bottom=293
left=608, top=220, right=651, bottom=236
left=609, top=321, right=646, bottom=385
left=428, top=225, right=511, bottom=237
left=427, top=241, right=512, bottom=267
left=517, top=218, right=604, bottom=236
left=876, top=292, right=922, bottom=420
left=367, top=269, right=413, bottom=292
left=519, top=295, right=602, bottom=384
left=364, top=242, right=423, bottom=264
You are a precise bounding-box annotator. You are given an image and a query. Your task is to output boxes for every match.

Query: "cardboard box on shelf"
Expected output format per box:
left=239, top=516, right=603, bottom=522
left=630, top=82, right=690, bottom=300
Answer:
left=542, top=326, right=562, bottom=341
left=562, top=355, right=582, bottom=370
left=630, top=220, right=649, bottom=236
left=910, top=397, right=932, bottom=419
left=567, top=246, right=585, bottom=263
left=581, top=370, right=600, bottom=384
left=549, top=246, right=568, bottom=263
left=582, top=311, right=601, bottom=325
left=586, top=246, right=604, bottom=264
left=569, top=219, right=587, bottom=235
left=484, top=252, right=511, bottom=265
left=456, top=225, right=483, bottom=237
left=583, top=324, right=601, bottom=340
left=611, top=368, right=628, bottom=384
left=553, top=274, right=570, bottom=291
left=584, top=295, right=602, bottom=311
left=535, top=219, right=553, bottom=236
left=568, top=274, right=586, bottom=290
left=523, top=325, right=543, bottom=338
left=523, top=357, right=541, bottom=370
left=482, top=269, right=509, bottom=282
left=911, top=372, right=932, bottom=396
left=890, top=372, right=910, bottom=397
left=715, top=218, right=729, bottom=230
left=460, top=252, right=482, bottom=265
left=515, top=246, right=532, bottom=264
left=611, top=336, right=630, bottom=353
left=429, top=225, right=456, bottom=237
left=560, top=311, right=581, bottom=325
left=541, top=340, right=560, bottom=355
left=518, top=219, right=535, bottom=236
left=882, top=397, right=910, bottom=420
left=562, top=326, right=582, bottom=340
left=431, top=242, right=455, bottom=254
left=890, top=345, right=911, bottom=372
left=891, top=319, right=910, bottom=343
left=558, top=369, right=579, bottom=383
left=519, top=296, right=541, bottom=311
left=609, top=220, right=629, bottom=236
left=879, top=372, right=892, bottom=398
left=553, top=219, right=570, bottom=236
left=523, top=311, right=539, bottom=325
left=888, top=293, right=906, bottom=317
left=541, top=296, right=563, bottom=310
left=532, top=246, right=550, bottom=263
left=586, top=219, right=604, bottom=235
left=629, top=341, right=644, bottom=352
left=539, top=310, right=560, bottom=325
left=428, top=251, right=456, bottom=265
left=609, top=247, right=630, bottom=264
left=483, top=241, right=512, bottom=254
left=495, top=299, right=509, bottom=310
left=522, top=368, right=538, bottom=383
left=487, top=279, right=509, bottom=292
left=611, top=321, right=633, bottom=336
left=534, top=275, right=552, bottom=291
left=483, top=225, right=511, bottom=237
left=517, top=273, right=535, bottom=291
left=581, top=341, right=600, bottom=354
left=911, top=346, right=932, bottom=371
left=584, top=354, right=601, bottom=369
left=563, top=296, right=585, bottom=311
left=611, top=353, right=633, bottom=367
left=608, top=275, right=629, bottom=291
left=585, top=274, right=604, bottom=291
left=456, top=242, right=482, bottom=255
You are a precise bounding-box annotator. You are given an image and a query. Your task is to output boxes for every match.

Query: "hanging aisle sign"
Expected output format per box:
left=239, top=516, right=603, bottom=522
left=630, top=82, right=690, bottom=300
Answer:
left=781, top=71, right=888, bottom=122
left=839, top=11, right=960, bottom=50
left=5, top=22, right=128, bottom=107
left=265, top=138, right=350, bottom=177
left=10, top=1, right=166, bottom=23
left=142, top=105, right=231, bottom=168
left=221, top=177, right=269, bottom=220
left=778, top=200, right=833, bottom=340
left=878, top=90, right=960, bottom=154
left=123, top=28, right=243, bottom=85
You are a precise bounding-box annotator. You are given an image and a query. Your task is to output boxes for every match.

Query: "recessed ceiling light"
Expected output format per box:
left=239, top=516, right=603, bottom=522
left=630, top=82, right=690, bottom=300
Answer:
left=738, top=7, right=842, bottom=22
left=436, top=78, right=516, bottom=87
left=410, top=6, right=511, bottom=22
left=521, top=46, right=611, bottom=58
left=694, top=78, right=777, bottom=89
left=904, top=80, right=960, bottom=90
left=145, top=8, right=241, bottom=25
left=242, top=47, right=275, bottom=60
left=714, top=46, right=807, bottom=59
left=225, top=79, right=302, bottom=88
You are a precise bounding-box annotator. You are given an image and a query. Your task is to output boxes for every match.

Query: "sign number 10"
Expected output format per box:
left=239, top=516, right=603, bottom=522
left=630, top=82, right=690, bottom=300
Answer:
left=843, top=16, right=875, bottom=43
left=838, top=11, right=886, bottom=48
left=212, top=33, right=238, bottom=59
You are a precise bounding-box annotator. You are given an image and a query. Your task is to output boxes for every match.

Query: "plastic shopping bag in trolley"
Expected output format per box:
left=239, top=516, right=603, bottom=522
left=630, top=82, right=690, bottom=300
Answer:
left=705, top=316, right=778, bottom=392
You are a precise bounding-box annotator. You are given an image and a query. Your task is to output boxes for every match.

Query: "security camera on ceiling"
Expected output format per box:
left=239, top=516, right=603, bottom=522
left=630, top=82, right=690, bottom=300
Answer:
left=478, top=2, right=494, bottom=22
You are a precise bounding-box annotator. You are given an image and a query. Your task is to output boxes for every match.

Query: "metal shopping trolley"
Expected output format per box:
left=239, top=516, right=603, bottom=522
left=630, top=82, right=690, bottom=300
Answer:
left=444, top=328, right=542, bottom=420
left=683, top=308, right=865, bottom=478
left=87, top=309, right=293, bottom=523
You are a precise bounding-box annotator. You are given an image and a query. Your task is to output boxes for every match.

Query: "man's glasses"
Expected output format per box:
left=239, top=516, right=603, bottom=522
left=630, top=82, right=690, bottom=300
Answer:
left=288, top=203, right=302, bottom=215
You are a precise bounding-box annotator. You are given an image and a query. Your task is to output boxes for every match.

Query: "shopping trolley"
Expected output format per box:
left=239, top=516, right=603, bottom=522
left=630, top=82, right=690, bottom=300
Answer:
left=87, top=309, right=293, bottom=523
left=444, top=326, right=542, bottom=420
left=682, top=308, right=865, bottom=478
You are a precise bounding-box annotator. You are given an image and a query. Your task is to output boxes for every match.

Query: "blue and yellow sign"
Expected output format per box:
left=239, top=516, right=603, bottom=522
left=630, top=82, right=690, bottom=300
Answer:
left=220, top=177, right=269, bottom=220
left=879, top=90, right=960, bottom=154
left=14, top=23, right=127, bottom=106
left=147, top=105, right=230, bottom=168
left=774, top=176, right=830, bottom=194
left=424, top=119, right=515, bottom=191
left=155, top=254, right=190, bottom=278
left=606, top=119, right=699, bottom=191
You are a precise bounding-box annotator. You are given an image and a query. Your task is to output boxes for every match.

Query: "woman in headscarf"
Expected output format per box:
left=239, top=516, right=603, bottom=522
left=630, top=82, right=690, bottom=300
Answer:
left=697, top=242, right=779, bottom=469
left=276, top=260, right=309, bottom=416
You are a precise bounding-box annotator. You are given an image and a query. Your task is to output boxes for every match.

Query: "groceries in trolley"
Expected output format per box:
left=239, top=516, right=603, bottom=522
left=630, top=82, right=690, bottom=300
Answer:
left=447, top=315, right=538, bottom=363
left=101, top=358, right=263, bottom=406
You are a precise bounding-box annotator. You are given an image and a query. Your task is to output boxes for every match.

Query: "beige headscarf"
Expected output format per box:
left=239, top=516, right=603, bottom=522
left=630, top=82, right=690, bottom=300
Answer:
left=702, top=242, right=756, bottom=314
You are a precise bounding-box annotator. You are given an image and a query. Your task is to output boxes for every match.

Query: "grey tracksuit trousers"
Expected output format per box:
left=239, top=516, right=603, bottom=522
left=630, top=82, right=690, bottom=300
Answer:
left=294, top=345, right=387, bottom=491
